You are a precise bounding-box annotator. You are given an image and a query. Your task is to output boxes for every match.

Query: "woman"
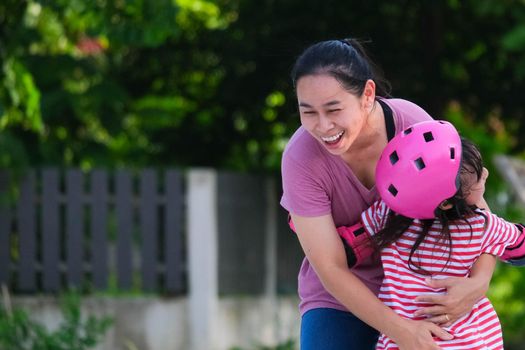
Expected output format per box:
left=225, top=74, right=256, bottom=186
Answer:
left=280, top=38, right=495, bottom=350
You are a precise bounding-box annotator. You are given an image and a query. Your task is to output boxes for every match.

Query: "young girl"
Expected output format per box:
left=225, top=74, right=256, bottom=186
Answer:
left=340, top=120, right=524, bottom=349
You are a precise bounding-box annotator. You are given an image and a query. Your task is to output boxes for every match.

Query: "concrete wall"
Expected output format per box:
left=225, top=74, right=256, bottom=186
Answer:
left=11, top=295, right=300, bottom=350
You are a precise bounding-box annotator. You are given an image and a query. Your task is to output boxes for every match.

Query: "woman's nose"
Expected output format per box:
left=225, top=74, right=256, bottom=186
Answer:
left=318, top=114, right=334, bottom=130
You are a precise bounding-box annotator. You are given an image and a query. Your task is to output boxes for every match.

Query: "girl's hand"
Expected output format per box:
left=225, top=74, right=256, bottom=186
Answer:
left=393, top=319, right=451, bottom=350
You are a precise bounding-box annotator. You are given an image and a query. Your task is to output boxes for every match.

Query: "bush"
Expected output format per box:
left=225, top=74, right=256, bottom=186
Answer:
left=0, top=288, right=112, bottom=350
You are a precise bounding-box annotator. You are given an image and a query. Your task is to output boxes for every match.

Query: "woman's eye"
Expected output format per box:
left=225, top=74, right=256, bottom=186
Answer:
left=328, top=109, right=341, bottom=113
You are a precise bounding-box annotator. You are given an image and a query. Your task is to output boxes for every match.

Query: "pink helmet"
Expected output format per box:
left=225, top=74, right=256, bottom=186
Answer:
left=376, top=120, right=462, bottom=219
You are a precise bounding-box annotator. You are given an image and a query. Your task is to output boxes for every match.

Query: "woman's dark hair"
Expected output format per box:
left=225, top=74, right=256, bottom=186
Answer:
left=291, top=38, right=391, bottom=97
left=373, top=137, right=485, bottom=275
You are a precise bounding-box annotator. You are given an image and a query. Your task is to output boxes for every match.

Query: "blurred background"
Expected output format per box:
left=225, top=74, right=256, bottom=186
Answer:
left=1, top=0, right=525, bottom=349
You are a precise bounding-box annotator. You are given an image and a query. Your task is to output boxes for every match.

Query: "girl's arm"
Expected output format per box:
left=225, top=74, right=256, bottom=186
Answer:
left=413, top=253, right=497, bottom=325
left=477, top=197, right=525, bottom=265
left=501, top=231, right=525, bottom=266
left=291, top=213, right=452, bottom=350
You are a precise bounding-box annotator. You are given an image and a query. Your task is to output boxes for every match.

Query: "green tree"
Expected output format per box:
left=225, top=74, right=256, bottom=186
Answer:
left=4, top=0, right=525, bottom=172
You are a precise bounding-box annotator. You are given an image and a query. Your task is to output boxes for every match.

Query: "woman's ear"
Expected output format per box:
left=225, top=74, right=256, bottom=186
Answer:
left=362, top=79, right=376, bottom=108
left=438, top=200, right=453, bottom=210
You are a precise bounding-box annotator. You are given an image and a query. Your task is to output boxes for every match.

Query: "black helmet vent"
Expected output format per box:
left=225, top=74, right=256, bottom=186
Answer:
left=415, top=157, right=426, bottom=170
left=423, top=132, right=434, bottom=142
left=388, top=184, right=398, bottom=197
left=389, top=151, right=399, bottom=165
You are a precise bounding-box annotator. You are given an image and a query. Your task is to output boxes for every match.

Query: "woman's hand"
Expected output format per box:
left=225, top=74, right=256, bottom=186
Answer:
left=393, top=319, right=451, bottom=350
left=413, top=254, right=496, bottom=326
left=413, top=276, right=483, bottom=326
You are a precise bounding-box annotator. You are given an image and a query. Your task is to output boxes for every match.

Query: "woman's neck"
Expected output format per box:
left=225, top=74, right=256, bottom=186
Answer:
left=341, top=101, right=388, bottom=165
left=338, top=100, right=389, bottom=189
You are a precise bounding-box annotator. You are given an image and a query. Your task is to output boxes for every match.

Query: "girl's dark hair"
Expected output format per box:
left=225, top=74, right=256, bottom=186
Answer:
left=373, top=137, right=485, bottom=275
left=291, top=38, right=391, bottom=97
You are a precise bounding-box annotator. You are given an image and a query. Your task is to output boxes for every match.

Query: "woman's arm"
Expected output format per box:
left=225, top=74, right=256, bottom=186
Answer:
left=414, top=253, right=496, bottom=326
left=291, top=213, right=452, bottom=349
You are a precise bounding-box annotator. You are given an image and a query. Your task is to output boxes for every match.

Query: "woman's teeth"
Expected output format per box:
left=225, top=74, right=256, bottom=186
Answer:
left=321, top=131, right=344, bottom=143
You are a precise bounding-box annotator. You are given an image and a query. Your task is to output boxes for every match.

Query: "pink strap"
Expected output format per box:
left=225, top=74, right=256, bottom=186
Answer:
left=501, top=224, right=525, bottom=261
left=287, top=215, right=374, bottom=267
left=336, top=222, right=375, bottom=267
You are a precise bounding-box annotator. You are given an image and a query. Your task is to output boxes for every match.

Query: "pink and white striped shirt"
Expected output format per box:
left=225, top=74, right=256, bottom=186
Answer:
left=361, top=200, right=520, bottom=350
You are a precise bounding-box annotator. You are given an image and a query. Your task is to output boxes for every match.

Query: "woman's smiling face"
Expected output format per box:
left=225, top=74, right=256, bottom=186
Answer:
left=296, top=74, right=371, bottom=156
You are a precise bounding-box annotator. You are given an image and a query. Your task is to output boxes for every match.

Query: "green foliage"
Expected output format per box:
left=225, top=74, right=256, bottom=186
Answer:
left=1, top=58, right=43, bottom=132
left=230, top=339, right=297, bottom=350
left=257, top=339, right=296, bottom=350
left=2, top=0, right=525, bottom=172
left=0, top=0, right=235, bottom=170
left=0, top=291, right=113, bottom=350
left=488, top=264, right=525, bottom=349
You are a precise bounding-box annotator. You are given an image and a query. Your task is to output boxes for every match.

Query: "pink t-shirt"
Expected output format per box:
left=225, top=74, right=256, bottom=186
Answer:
left=280, top=98, right=433, bottom=315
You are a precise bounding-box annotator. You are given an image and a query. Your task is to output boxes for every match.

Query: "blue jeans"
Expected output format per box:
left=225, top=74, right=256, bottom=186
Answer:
left=301, top=308, right=379, bottom=350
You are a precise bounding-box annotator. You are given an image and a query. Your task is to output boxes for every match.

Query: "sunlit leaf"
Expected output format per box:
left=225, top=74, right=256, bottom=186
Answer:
left=502, top=24, right=525, bottom=51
